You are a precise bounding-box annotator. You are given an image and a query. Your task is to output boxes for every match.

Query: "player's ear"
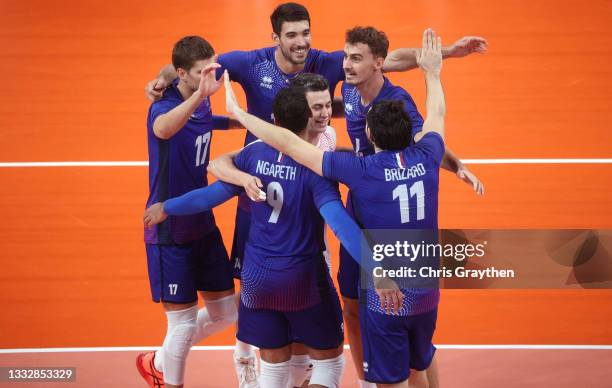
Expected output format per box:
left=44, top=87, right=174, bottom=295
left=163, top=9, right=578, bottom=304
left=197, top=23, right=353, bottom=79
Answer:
left=176, top=67, right=187, bottom=81
left=366, top=124, right=374, bottom=144
left=272, top=32, right=280, bottom=45
left=374, top=56, right=384, bottom=71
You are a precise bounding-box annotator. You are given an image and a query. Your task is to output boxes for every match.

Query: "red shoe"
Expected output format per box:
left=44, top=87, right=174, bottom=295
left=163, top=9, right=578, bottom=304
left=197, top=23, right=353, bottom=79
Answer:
left=136, top=352, right=165, bottom=388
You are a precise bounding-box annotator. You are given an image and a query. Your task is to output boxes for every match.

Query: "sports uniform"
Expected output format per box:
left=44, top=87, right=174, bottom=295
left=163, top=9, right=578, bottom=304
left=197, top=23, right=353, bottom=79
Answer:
left=145, top=79, right=233, bottom=304
left=322, top=132, right=444, bottom=383
left=338, top=77, right=424, bottom=299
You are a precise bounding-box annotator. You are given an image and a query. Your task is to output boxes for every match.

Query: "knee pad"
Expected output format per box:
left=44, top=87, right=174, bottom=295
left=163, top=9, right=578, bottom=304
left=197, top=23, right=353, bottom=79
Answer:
left=309, top=354, right=345, bottom=388
left=205, top=294, right=238, bottom=326
left=193, top=294, right=238, bottom=343
left=163, top=305, right=198, bottom=385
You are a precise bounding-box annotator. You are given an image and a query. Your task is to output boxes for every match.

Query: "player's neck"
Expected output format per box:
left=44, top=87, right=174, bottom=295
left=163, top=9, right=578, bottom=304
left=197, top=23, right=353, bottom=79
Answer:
left=274, top=48, right=305, bottom=74
left=177, top=81, right=195, bottom=101
left=357, top=73, right=384, bottom=106
left=299, top=129, right=319, bottom=146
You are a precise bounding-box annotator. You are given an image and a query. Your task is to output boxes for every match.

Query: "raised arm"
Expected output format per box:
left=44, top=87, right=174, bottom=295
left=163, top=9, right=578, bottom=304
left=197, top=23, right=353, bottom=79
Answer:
left=414, top=29, right=445, bottom=142
left=383, top=35, right=487, bottom=73
left=412, top=30, right=484, bottom=195
left=153, top=63, right=222, bottom=140
left=145, top=64, right=178, bottom=101
left=224, top=70, right=325, bottom=176
left=208, top=151, right=266, bottom=202
left=440, top=148, right=485, bottom=195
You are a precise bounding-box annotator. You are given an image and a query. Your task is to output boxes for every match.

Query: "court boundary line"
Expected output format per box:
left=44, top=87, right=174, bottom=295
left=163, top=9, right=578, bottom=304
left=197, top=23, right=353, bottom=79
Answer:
left=1, top=344, right=611, bottom=354
left=1, top=159, right=612, bottom=168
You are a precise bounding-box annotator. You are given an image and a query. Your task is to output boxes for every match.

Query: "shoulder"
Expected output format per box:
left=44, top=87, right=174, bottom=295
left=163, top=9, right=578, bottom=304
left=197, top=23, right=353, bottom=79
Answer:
left=383, top=78, right=412, bottom=99
left=241, top=139, right=265, bottom=152
left=149, top=87, right=180, bottom=113
left=219, top=48, right=268, bottom=64
left=317, top=126, right=336, bottom=151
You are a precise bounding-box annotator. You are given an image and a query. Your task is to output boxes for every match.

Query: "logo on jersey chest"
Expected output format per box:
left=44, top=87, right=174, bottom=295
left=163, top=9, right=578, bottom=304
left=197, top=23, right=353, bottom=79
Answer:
left=344, top=103, right=353, bottom=113
left=260, top=75, right=273, bottom=90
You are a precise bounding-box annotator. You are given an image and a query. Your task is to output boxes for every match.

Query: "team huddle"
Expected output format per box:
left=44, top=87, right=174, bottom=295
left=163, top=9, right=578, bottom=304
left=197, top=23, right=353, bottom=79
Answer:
left=139, top=3, right=487, bottom=388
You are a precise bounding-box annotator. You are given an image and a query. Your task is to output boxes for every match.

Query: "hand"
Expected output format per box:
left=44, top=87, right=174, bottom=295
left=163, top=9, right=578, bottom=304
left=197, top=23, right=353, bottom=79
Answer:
left=197, top=63, right=223, bottom=98
left=145, top=78, right=168, bottom=102
left=241, top=175, right=266, bottom=202
left=143, top=202, right=168, bottom=229
left=446, top=36, right=488, bottom=58
left=224, top=69, right=243, bottom=117
left=417, top=28, right=442, bottom=76
left=374, top=277, right=405, bottom=315
left=457, top=165, right=485, bottom=195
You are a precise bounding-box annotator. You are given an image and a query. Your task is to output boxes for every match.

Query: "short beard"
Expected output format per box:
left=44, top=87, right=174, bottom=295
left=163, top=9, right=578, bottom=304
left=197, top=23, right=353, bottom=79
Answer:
left=279, top=45, right=308, bottom=66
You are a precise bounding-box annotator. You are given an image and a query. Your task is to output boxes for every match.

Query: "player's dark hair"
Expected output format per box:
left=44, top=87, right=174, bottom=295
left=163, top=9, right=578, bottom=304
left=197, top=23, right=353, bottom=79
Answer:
left=273, top=87, right=311, bottom=134
left=346, top=26, right=389, bottom=59
left=290, top=73, right=329, bottom=93
left=172, top=36, right=215, bottom=71
left=367, top=100, right=412, bottom=150
left=270, top=2, right=311, bottom=35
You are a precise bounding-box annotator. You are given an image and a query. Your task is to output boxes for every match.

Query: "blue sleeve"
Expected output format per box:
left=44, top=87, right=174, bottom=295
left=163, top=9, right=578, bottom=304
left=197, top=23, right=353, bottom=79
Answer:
left=212, top=115, right=230, bottom=130
left=233, top=144, right=251, bottom=171
left=309, top=173, right=341, bottom=209
left=149, top=99, right=176, bottom=127
left=401, top=93, right=424, bottom=136
left=322, top=151, right=364, bottom=188
left=217, top=51, right=251, bottom=83
left=164, top=181, right=242, bottom=215
left=319, top=200, right=375, bottom=273
left=411, top=132, right=446, bottom=167
left=319, top=50, right=345, bottom=93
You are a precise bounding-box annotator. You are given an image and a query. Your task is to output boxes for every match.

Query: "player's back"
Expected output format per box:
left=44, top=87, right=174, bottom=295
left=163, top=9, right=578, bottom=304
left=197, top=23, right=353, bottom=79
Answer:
left=233, top=140, right=341, bottom=311
left=323, top=132, right=445, bottom=315
left=351, top=139, right=441, bottom=231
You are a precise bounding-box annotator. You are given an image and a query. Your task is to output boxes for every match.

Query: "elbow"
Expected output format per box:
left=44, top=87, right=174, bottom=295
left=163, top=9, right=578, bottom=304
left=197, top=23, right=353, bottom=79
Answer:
left=207, top=160, right=221, bottom=179
left=153, top=123, right=172, bottom=140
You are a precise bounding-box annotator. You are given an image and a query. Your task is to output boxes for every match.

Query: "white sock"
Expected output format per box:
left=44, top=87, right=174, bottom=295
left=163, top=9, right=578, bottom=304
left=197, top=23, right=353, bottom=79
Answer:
left=161, top=305, right=198, bottom=385
left=288, top=354, right=311, bottom=387
left=309, top=355, right=345, bottom=388
left=259, top=359, right=290, bottom=388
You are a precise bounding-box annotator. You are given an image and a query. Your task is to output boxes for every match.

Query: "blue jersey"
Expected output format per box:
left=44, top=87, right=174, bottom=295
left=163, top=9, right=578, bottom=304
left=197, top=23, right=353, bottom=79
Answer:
left=217, top=47, right=345, bottom=146
left=342, top=77, right=423, bottom=156
left=323, top=132, right=445, bottom=315
left=145, top=79, right=216, bottom=244
left=233, top=140, right=341, bottom=311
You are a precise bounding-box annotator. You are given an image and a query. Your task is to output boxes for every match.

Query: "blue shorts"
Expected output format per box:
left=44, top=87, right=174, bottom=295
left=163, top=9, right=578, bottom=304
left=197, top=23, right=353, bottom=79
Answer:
left=145, top=227, right=234, bottom=304
left=237, top=290, right=344, bottom=350
left=338, top=192, right=360, bottom=299
left=230, top=198, right=251, bottom=279
left=361, top=307, right=437, bottom=384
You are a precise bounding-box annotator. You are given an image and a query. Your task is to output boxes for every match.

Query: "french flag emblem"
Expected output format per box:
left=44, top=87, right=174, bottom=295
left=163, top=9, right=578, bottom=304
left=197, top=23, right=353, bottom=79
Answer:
left=395, top=153, right=405, bottom=168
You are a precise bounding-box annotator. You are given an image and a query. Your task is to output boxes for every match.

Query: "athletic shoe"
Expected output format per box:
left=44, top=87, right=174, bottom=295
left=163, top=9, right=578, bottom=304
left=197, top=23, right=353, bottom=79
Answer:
left=234, top=353, right=259, bottom=388
left=136, top=352, right=165, bottom=388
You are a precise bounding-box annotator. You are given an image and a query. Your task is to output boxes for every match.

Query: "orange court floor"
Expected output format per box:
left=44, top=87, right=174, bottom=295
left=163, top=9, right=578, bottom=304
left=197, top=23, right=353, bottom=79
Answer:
left=0, top=0, right=611, bottom=387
